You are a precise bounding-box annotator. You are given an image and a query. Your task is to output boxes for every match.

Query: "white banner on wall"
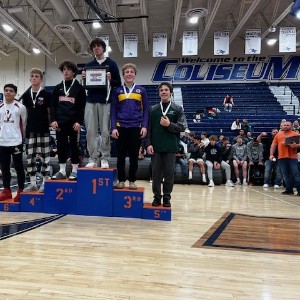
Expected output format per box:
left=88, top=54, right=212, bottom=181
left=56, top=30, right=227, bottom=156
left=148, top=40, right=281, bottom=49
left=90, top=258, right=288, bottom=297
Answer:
left=245, top=29, right=261, bottom=54
left=214, top=31, right=229, bottom=55
left=124, top=34, right=138, bottom=57
left=98, top=35, right=109, bottom=57
left=182, top=31, right=198, bottom=56
left=153, top=33, right=167, bottom=57
left=279, top=27, right=296, bottom=53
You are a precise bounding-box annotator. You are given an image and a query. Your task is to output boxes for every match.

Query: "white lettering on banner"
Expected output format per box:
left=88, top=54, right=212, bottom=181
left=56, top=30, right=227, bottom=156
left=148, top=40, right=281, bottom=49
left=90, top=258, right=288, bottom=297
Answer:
left=151, top=56, right=300, bottom=82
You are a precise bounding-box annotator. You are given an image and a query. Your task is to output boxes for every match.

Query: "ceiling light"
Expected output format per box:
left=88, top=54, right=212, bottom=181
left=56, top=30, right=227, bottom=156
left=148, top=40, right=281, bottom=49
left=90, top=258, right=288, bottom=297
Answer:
left=297, top=11, right=300, bottom=19
left=267, top=39, right=277, bottom=46
left=2, top=24, right=13, bottom=32
left=107, top=46, right=112, bottom=52
left=92, top=21, right=101, bottom=29
left=33, top=48, right=41, bottom=54
left=189, top=16, right=199, bottom=24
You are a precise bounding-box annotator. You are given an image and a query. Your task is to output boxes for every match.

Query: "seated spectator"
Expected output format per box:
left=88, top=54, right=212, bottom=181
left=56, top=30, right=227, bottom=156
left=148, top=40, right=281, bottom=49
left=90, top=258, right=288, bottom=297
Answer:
left=200, top=132, right=210, bottom=147
left=232, top=136, right=248, bottom=185
left=246, top=138, right=264, bottom=185
left=188, top=135, right=206, bottom=182
left=233, top=129, right=249, bottom=144
left=241, top=119, right=250, bottom=134
left=204, top=135, right=234, bottom=187
left=246, top=131, right=253, bottom=142
left=216, top=134, right=225, bottom=148
left=257, top=129, right=282, bottom=188
left=223, top=94, right=234, bottom=112
left=138, top=145, right=146, bottom=160
left=175, top=143, right=188, bottom=178
left=205, top=107, right=220, bottom=119
left=231, top=119, right=242, bottom=134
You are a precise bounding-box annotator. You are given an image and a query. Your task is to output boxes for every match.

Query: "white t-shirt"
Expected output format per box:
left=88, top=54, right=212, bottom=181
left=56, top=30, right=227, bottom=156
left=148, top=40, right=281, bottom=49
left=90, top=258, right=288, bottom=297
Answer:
left=0, top=100, right=27, bottom=146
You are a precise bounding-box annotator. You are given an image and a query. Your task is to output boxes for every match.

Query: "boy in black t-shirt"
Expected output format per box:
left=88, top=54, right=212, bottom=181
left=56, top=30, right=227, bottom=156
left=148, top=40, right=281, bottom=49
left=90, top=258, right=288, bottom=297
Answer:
left=19, top=68, right=51, bottom=193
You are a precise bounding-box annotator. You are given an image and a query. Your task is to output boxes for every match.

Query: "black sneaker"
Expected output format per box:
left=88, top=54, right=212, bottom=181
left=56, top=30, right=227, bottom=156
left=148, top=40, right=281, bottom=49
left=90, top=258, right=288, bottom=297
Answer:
left=152, top=199, right=161, bottom=206
left=163, top=199, right=171, bottom=207
left=281, top=191, right=294, bottom=195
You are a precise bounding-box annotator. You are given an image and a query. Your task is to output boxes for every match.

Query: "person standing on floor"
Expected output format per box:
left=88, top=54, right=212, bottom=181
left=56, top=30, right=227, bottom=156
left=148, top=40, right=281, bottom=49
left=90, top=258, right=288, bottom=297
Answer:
left=0, top=84, right=27, bottom=202
left=19, top=68, right=51, bottom=193
left=83, top=38, right=121, bottom=169
left=111, top=63, right=149, bottom=190
left=269, top=121, right=300, bottom=195
left=145, top=82, right=186, bottom=207
left=50, top=61, right=86, bottom=180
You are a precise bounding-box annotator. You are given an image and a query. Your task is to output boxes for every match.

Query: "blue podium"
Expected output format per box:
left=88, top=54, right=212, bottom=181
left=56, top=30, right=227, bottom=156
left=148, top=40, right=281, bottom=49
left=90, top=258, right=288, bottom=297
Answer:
left=17, top=167, right=171, bottom=221
left=113, top=188, right=144, bottom=218
left=20, top=192, right=44, bottom=213
left=76, top=168, right=117, bottom=216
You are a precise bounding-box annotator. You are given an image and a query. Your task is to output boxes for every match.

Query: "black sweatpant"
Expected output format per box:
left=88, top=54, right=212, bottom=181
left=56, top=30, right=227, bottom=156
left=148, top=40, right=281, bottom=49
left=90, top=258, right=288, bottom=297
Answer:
left=0, top=144, right=25, bottom=189
left=56, top=122, right=80, bottom=164
left=151, top=152, right=176, bottom=201
left=116, top=127, right=141, bottom=182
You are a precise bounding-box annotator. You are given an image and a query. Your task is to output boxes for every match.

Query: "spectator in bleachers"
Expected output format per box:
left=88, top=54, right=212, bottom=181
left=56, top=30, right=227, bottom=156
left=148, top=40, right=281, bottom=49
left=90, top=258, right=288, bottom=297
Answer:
left=111, top=63, right=149, bottom=190
left=200, top=132, right=210, bottom=147
left=269, top=121, right=300, bottom=196
left=146, top=82, right=186, bottom=207
left=188, top=135, right=206, bottom=182
left=257, top=129, right=282, bottom=189
left=220, top=137, right=233, bottom=166
left=20, top=68, right=51, bottom=193
left=233, top=129, right=248, bottom=144
left=50, top=60, right=86, bottom=181
left=241, top=119, right=250, bottom=134
left=174, top=142, right=188, bottom=179
left=223, top=94, right=234, bottom=112
left=216, top=134, right=224, bottom=148
left=246, top=131, right=253, bottom=142
left=292, top=120, right=300, bottom=133
left=138, top=145, right=146, bottom=160
left=232, top=136, right=248, bottom=186
left=246, top=138, right=264, bottom=185
left=204, top=135, right=234, bottom=187
left=231, top=119, right=241, bottom=134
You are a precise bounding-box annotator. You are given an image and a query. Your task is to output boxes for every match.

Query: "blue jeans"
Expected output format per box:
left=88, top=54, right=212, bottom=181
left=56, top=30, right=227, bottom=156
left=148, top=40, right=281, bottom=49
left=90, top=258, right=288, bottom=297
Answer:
left=264, top=160, right=282, bottom=185
left=278, top=158, right=300, bottom=192
left=175, top=158, right=188, bottom=175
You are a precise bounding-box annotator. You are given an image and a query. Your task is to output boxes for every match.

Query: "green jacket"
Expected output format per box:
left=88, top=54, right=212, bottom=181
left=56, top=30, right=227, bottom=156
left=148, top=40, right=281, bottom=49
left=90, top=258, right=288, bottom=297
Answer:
left=145, top=102, right=186, bottom=152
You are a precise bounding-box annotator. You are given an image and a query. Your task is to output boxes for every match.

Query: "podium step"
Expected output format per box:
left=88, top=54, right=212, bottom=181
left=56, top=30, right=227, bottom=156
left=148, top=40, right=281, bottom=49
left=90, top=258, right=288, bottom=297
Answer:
left=143, top=203, right=172, bottom=221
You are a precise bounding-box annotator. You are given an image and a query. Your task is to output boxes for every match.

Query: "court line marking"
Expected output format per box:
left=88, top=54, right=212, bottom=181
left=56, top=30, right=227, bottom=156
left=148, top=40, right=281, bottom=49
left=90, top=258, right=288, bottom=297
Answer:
left=247, top=187, right=300, bottom=209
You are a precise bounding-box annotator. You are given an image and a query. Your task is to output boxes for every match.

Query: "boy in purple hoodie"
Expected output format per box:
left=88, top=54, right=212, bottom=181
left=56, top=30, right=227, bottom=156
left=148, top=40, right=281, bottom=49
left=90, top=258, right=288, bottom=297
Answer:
left=111, top=63, right=149, bottom=189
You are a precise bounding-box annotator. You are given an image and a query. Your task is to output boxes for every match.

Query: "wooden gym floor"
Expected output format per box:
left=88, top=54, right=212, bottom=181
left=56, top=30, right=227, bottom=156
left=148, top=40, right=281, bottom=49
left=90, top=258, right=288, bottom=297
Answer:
left=0, top=181, right=299, bottom=299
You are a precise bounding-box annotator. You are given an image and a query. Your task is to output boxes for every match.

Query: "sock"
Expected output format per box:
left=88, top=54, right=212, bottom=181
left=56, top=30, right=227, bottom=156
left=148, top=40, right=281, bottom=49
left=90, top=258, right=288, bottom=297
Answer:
left=71, top=164, right=78, bottom=173
left=59, top=163, right=66, bottom=175
left=30, top=176, right=37, bottom=186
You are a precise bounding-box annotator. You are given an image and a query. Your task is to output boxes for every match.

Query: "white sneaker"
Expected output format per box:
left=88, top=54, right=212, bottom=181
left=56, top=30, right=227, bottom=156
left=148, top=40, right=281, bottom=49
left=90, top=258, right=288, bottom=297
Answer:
left=274, top=185, right=280, bottom=189
left=202, top=174, right=207, bottom=183
left=235, top=178, right=241, bottom=185
left=226, top=180, right=234, bottom=187
left=24, top=184, right=38, bottom=192
left=208, top=180, right=214, bottom=187
left=188, top=171, right=192, bottom=180
left=243, top=179, right=248, bottom=186
left=85, top=158, right=97, bottom=168
left=101, top=159, right=109, bottom=169
left=263, top=184, right=269, bottom=188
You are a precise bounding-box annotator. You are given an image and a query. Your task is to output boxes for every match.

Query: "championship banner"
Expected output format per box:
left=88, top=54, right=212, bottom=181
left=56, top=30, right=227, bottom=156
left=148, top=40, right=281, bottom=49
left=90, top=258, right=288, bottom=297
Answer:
left=279, top=27, right=296, bottom=53
left=98, top=35, right=109, bottom=57
left=153, top=33, right=167, bottom=57
left=182, top=31, right=198, bottom=56
left=124, top=34, right=138, bottom=57
left=214, top=31, right=229, bottom=55
left=245, top=29, right=261, bottom=54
